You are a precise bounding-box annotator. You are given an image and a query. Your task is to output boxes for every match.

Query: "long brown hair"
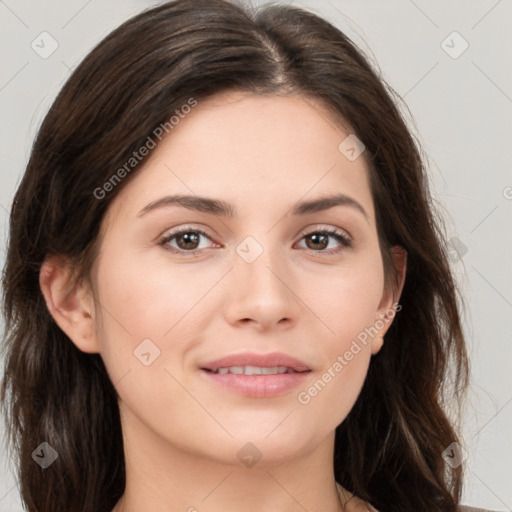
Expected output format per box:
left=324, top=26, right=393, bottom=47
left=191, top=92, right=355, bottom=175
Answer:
left=1, top=1, right=469, bottom=510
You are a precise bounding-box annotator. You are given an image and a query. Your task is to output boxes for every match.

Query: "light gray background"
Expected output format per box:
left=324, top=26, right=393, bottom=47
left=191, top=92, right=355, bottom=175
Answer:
left=1, top=0, right=511, bottom=510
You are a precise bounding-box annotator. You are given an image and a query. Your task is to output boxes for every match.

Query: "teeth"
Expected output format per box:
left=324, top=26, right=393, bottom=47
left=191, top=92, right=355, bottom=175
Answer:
left=212, top=366, right=294, bottom=375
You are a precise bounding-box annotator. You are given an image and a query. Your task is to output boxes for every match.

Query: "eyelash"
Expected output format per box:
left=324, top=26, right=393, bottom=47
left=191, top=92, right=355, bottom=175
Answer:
left=158, top=226, right=352, bottom=257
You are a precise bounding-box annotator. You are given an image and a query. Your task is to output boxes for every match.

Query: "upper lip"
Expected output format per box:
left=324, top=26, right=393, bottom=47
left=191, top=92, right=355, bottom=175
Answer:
left=200, top=352, right=311, bottom=372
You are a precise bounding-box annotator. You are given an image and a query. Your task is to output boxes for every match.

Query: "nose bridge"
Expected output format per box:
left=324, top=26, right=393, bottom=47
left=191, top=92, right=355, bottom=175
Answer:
left=224, top=232, right=298, bottom=327
left=237, top=233, right=287, bottom=294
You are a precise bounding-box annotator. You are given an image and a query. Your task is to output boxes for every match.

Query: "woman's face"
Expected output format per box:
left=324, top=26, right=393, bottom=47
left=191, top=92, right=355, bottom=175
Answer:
left=71, top=91, right=403, bottom=465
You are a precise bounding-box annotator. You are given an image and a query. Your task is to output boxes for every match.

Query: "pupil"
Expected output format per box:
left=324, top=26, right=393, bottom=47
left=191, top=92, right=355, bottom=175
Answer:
left=307, top=233, right=327, bottom=250
left=179, top=232, right=199, bottom=249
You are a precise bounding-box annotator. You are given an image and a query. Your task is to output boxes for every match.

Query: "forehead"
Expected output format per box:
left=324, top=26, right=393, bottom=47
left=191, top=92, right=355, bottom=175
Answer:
left=103, top=91, right=375, bottom=227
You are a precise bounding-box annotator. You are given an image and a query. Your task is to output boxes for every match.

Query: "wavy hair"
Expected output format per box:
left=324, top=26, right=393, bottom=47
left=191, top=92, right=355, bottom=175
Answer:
left=1, top=1, right=469, bottom=510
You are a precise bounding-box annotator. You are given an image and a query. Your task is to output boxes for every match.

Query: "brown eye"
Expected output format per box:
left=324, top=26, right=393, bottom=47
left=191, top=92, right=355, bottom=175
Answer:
left=297, top=228, right=352, bottom=253
left=175, top=231, right=201, bottom=250
left=159, top=228, right=215, bottom=256
left=304, top=233, right=329, bottom=250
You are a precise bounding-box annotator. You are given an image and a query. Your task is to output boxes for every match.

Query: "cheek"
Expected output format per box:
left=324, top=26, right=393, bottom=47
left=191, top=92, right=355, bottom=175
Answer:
left=290, top=255, right=384, bottom=429
left=91, top=248, right=211, bottom=436
left=294, top=285, right=379, bottom=434
left=295, top=355, right=370, bottom=441
left=91, top=243, right=224, bottom=381
left=300, top=252, right=385, bottom=348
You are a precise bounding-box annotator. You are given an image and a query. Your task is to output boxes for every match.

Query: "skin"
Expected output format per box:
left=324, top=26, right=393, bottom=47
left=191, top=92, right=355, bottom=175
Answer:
left=40, top=90, right=406, bottom=512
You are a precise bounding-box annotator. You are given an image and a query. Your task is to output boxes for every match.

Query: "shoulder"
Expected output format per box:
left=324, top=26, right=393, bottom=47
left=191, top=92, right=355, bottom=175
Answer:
left=459, top=506, right=499, bottom=512
left=336, top=483, right=496, bottom=512
left=336, top=483, right=378, bottom=511
left=341, top=501, right=497, bottom=512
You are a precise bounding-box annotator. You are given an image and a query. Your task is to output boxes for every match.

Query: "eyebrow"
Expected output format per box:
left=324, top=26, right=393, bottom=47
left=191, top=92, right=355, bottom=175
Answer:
left=137, top=193, right=369, bottom=221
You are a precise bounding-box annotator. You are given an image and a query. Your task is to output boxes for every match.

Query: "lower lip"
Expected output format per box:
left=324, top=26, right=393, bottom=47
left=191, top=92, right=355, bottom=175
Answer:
left=200, top=369, right=311, bottom=398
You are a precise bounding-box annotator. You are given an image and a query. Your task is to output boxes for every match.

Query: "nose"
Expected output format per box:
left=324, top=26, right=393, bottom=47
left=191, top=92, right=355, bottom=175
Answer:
left=223, top=241, right=300, bottom=332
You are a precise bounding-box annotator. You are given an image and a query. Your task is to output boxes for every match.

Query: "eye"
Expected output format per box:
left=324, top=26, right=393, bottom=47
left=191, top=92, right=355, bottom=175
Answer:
left=159, top=227, right=217, bottom=256
left=295, top=228, right=352, bottom=254
left=159, top=226, right=352, bottom=257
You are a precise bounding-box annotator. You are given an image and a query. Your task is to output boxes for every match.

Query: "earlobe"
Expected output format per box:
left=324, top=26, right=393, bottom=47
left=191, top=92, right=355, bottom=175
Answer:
left=39, top=256, right=100, bottom=354
left=370, top=334, right=384, bottom=355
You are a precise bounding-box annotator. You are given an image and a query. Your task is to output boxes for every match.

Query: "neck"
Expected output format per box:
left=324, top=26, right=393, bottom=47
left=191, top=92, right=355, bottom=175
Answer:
left=111, top=404, right=347, bottom=512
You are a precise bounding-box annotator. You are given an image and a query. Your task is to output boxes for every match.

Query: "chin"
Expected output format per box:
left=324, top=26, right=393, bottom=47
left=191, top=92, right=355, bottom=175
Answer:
left=188, top=430, right=313, bottom=468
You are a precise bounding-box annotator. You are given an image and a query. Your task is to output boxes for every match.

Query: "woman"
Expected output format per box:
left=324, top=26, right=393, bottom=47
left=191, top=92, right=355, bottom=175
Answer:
left=0, top=0, right=494, bottom=511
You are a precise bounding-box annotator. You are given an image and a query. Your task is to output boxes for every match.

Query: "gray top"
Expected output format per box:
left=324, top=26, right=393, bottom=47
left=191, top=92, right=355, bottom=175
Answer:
left=459, top=507, right=497, bottom=512
left=335, top=482, right=497, bottom=511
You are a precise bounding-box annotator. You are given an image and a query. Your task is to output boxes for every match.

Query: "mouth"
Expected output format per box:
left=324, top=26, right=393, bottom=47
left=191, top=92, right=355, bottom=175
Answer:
left=202, top=366, right=307, bottom=375
left=199, top=352, right=312, bottom=398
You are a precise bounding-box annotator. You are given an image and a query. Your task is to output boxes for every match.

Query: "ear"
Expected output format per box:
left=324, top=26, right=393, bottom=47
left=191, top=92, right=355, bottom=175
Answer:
left=39, top=256, right=100, bottom=354
left=371, top=245, right=407, bottom=355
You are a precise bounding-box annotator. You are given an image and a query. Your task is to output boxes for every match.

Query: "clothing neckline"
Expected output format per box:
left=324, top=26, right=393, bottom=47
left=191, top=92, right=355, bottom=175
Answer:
left=336, top=482, right=377, bottom=511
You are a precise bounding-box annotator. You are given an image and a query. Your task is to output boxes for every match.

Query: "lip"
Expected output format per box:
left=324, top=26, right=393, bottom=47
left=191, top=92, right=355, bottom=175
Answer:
left=200, top=352, right=311, bottom=372
left=199, top=352, right=312, bottom=398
